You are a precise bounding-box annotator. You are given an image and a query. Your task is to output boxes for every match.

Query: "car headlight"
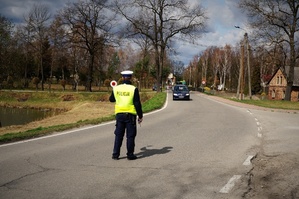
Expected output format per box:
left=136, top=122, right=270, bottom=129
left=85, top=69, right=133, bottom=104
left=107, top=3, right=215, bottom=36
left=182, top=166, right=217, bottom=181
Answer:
left=186, top=93, right=190, bottom=96
left=173, top=93, right=178, bottom=96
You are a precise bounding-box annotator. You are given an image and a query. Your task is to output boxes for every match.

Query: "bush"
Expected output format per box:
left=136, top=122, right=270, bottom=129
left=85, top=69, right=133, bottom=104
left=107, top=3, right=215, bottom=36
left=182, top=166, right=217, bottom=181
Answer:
left=261, top=92, right=266, bottom=100
left=204, top=87, right=211, bottom=92
left=61, top=94, right=75, bottom=101
left=2, top=81, right=8, bottom=89
left=104, top=79, right=110, bottom=87
left=32, top=77, right=40, bottom=90
left=140, top=92, right=151, bottom=102
left=17, top=94, right=30, bottom=102
left=7, top=76, right=14, bottom=89
left=97, top=94, right=110, bottom=102
left=60, top=79, right=67, bottom=91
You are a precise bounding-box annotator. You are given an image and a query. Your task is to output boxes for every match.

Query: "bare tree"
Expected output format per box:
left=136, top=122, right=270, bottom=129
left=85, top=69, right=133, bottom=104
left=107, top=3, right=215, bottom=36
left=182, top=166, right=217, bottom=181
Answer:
left=210, top=47, right=221, bottom=90
left=0, top=15, right=13, bottom=85
left=48, top=15, right=69, bottom=92
left=228, top=48, right=240, bottom=91
left=171, top=60, right=184, bottom=81
left=187, top=55, right=200, bottom=88
left=60, top=0, right=117, bottom=92
left=14, top=23, right=33, bottom=88
left=117, top=44, right=139, bottom=73
left=132, top=34, right=155, bottom=88
left=24, top=3, right=51, bottom=91
left=220, top=45, right=232, bottom=91
left=200, top=49, right=209, bottom=87
left=239, top=0, right=299, bottom=100
left=115, top=0, right=207, bottom=92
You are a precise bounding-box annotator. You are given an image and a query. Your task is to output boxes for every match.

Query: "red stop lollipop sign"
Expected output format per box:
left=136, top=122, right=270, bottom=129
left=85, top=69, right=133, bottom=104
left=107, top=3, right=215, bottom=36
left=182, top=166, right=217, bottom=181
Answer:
left=110, top=80, right=117, bottom=87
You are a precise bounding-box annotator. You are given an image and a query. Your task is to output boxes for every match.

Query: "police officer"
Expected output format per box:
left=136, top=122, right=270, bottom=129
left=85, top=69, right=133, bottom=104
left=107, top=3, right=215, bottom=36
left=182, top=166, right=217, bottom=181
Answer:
left=109, top=70, right=143, bottom=160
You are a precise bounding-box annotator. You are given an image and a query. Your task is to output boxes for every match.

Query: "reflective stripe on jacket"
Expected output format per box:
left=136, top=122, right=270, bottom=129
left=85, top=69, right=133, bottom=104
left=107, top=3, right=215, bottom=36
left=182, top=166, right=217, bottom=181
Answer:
left=113, top=84, right=137, bottom=115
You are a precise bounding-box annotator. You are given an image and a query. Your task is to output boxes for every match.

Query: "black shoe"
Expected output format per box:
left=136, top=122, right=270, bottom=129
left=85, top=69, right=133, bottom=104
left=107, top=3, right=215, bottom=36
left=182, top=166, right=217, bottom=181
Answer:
left=127, top=155, right=137, bottom=160
left=112, top=156, right=119, bottom=160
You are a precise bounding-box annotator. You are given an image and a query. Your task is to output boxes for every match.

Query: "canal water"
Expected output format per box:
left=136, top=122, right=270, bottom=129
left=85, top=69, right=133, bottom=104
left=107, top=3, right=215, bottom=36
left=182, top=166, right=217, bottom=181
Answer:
left=0, top=107, right=57, bottom=127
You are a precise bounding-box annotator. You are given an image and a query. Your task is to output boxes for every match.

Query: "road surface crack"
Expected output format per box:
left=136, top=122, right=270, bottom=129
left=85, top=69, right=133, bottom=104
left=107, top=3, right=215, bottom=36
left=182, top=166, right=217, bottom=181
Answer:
left=0, top=157, right=52, bottom=190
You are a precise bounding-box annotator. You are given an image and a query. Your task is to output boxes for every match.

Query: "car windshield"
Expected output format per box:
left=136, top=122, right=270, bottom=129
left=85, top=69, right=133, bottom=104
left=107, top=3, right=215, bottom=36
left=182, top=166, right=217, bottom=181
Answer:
left=174, top=86, right=188, bottom=91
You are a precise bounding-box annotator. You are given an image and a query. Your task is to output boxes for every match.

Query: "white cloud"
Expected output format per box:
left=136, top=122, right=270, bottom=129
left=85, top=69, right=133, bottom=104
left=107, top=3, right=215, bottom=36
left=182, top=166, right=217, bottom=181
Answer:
left=0, top=0, right=72, bottom=23
left=170, top=0, right=248, bottom=66
left=0, top=0, right=248, bottom=66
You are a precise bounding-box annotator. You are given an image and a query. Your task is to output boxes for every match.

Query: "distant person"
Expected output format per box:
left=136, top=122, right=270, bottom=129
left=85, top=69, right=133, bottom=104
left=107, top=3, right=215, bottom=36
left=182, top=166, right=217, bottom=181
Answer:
left=109, top=70, right=143, bottom=160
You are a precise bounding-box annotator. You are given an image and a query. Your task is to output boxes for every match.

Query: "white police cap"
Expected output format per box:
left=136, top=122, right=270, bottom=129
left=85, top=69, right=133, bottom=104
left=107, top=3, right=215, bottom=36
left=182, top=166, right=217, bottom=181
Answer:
left=121, top=70, right=133, bottom=77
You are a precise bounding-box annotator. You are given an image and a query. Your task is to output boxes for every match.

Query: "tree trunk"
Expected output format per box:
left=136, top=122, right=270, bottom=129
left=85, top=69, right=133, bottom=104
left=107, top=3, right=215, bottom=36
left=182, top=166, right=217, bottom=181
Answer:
left=87, top=53, right=94, bottom=92
left=285, top=35, right=296, bottom=101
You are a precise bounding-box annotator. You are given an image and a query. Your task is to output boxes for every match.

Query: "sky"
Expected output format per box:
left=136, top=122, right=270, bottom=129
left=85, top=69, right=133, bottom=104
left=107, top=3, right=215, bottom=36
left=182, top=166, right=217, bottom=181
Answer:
left=0, top=0, right=248, bottom=66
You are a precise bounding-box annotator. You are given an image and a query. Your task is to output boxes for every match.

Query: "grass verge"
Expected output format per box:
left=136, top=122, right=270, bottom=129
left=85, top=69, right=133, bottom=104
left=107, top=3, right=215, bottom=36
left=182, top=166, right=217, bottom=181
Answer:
left=206, top=91, right=299, bottom=110
left=230, top=98, right=299, bottom=110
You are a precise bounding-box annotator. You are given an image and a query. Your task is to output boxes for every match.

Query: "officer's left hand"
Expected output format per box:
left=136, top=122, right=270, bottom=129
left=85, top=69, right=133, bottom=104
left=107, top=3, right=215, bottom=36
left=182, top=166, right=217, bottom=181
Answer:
left=138, top=117, right=143, bottom=124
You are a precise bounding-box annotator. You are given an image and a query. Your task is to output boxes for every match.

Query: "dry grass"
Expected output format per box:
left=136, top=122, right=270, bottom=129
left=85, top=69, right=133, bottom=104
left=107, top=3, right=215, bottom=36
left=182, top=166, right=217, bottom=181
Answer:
left=0, top=101, right=114, bottom=136
left=0, top=89, right=157, bottom=136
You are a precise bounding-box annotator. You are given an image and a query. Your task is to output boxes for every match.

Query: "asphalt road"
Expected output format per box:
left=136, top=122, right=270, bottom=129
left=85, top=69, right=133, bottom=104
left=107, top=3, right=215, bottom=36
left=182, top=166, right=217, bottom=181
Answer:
left=0, top=91, right=266, bottom=199
left=244, top=105, right=299, bottom=199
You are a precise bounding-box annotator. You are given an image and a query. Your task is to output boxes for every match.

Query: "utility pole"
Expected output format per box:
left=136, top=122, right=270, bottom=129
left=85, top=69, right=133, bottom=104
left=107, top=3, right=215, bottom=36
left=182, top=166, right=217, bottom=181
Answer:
left=236, top=41, right=245, bottom=100
left=235, top=26, right=252, bottom=100
left=240, top=42, right=245, bottom=100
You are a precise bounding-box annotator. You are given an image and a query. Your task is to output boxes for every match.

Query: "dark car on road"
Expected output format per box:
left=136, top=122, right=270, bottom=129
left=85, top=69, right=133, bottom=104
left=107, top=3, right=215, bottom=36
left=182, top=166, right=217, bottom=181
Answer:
left=172, top=85, right=190, bottom=100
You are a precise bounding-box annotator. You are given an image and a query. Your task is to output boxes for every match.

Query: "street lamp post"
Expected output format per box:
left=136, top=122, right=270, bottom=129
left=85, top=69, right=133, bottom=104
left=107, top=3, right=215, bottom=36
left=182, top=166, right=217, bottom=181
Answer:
left=244, top=33, right=252, bottom=99
left=235, top=26, right=252, bottom=100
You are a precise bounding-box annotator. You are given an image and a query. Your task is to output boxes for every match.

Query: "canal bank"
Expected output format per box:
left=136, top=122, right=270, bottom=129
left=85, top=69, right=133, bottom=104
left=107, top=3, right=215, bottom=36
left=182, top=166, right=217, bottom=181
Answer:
left=0, top=90, right=115, bottom=137
left=0, top=90, right=162, bottom=143
left=0, top=106, right=59, bottom=127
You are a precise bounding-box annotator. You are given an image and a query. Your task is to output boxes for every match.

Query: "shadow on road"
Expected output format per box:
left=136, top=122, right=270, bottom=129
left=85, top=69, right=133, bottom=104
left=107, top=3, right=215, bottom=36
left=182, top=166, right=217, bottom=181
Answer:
left=135, top=146, right=173, bottom=159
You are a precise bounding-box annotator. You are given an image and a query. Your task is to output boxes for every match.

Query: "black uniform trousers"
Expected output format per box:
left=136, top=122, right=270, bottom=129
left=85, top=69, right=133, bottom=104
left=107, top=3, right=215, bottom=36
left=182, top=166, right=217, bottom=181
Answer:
left=113, top=113, right=137, bottom=158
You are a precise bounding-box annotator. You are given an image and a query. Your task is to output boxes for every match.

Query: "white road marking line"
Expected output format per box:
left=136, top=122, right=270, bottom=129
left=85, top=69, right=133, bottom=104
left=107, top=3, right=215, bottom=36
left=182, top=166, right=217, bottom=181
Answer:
left=220, top=175, right=242, bottom=193
left=247, top=110, right=253, bottom=115
left=0, top=121, right=115, bottom=148
left=243, top=155, right=254, bottom=166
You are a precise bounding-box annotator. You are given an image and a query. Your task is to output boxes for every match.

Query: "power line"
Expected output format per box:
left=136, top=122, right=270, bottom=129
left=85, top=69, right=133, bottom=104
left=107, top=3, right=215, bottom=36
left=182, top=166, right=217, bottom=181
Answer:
left=172, top=35, right=208, bottom=47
